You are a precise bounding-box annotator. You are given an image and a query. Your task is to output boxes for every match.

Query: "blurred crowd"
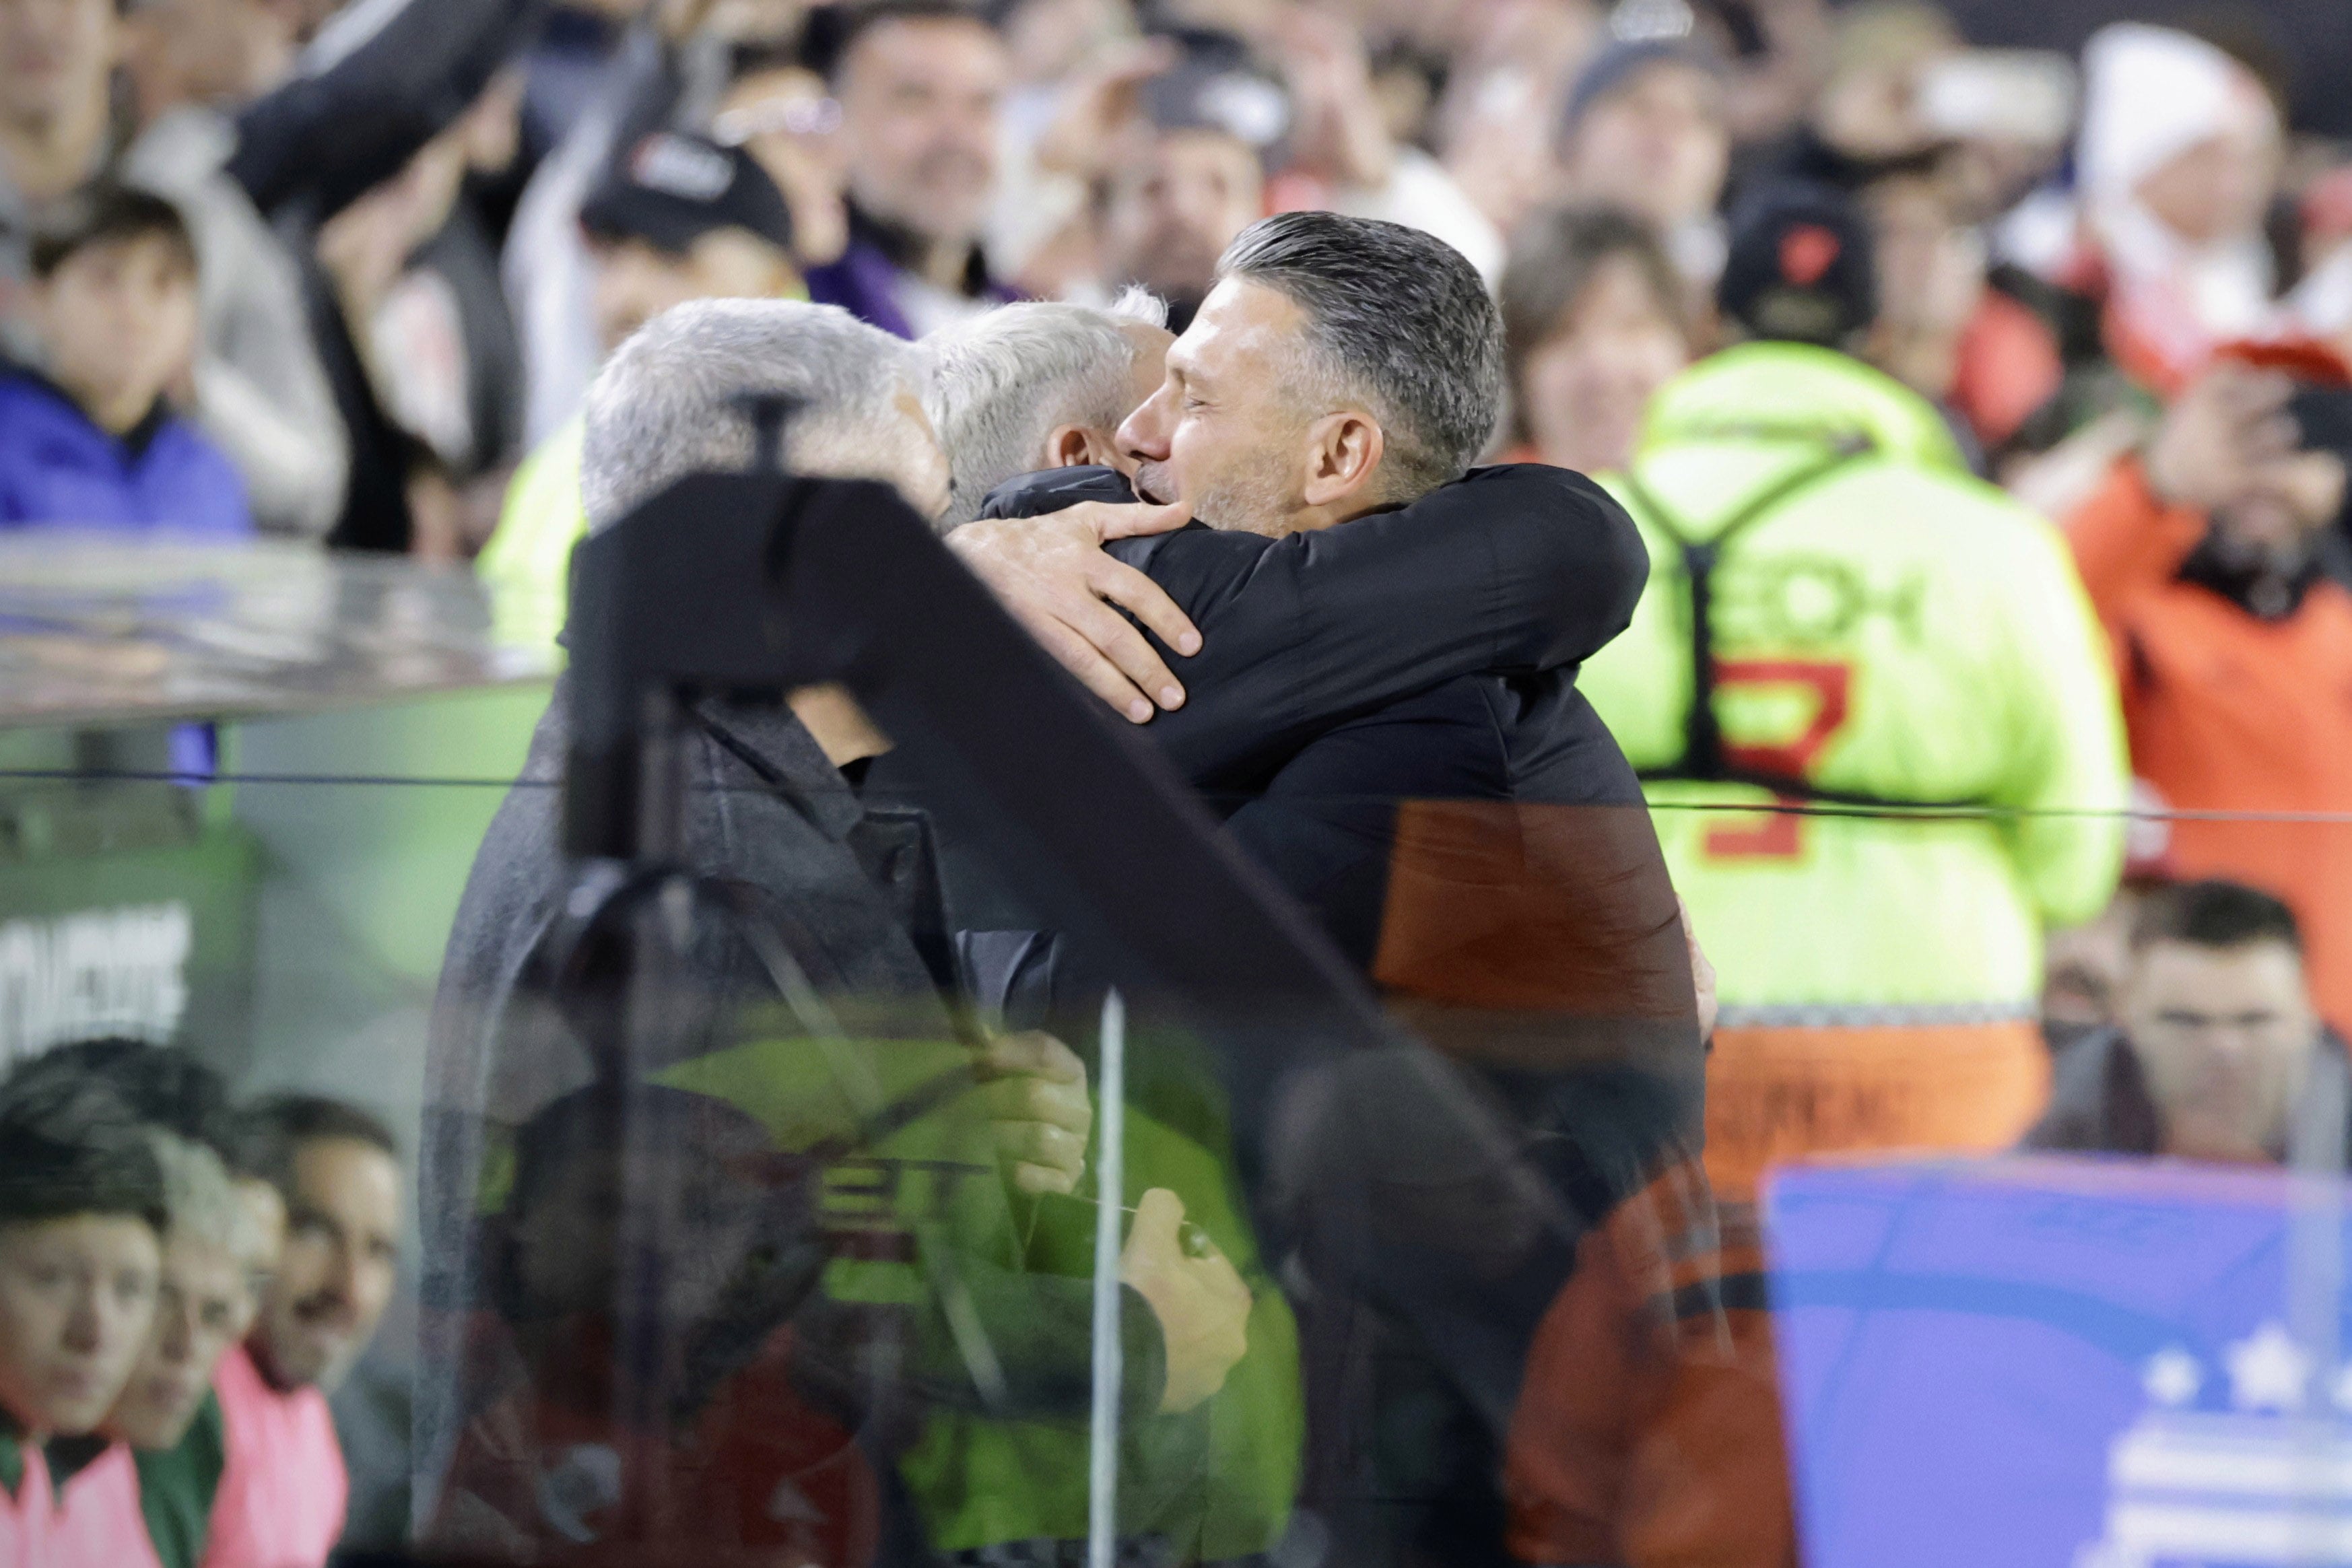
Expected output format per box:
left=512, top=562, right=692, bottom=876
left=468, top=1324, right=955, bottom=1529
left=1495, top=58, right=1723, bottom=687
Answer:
left=0, top=1044, right=402, bottom=1565
left=11, top=0, right=2352, bottom=1559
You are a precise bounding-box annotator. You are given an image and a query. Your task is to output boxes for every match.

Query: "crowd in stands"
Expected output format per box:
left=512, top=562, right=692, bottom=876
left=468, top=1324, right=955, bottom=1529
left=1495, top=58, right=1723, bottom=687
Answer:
left=9, top=0, right=2352, bottom=1558
left=0, top=1043, right=401, bottom=1564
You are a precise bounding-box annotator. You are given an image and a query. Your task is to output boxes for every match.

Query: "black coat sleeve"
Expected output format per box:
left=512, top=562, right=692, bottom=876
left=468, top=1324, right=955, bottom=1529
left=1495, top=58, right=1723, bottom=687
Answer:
left=979, top=463, right=1648, bottom=790
left=230, top=0, right=539, bottom=221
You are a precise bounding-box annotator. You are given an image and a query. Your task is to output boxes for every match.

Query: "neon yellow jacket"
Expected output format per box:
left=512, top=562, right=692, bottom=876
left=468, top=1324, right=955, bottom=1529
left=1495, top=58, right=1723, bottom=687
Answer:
left=1579, top=344, right=2128, bottom=1019
left=477, top=415, right=586, bottom=653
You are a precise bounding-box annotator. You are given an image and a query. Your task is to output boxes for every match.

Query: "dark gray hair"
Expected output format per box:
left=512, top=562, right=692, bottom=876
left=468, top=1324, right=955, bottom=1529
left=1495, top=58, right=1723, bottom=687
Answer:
left=1215, top=211, right=1504, bottom=498
left=923, top=288, right=1168, bottom=529
left=581, top=300, right=932, bottom=529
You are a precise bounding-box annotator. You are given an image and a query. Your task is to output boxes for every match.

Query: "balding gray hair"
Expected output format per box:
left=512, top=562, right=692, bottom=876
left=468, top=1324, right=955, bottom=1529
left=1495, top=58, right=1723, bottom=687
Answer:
left=581, top=299, right=933, bottom=529
left=923, top=288, right=1168, bottom=529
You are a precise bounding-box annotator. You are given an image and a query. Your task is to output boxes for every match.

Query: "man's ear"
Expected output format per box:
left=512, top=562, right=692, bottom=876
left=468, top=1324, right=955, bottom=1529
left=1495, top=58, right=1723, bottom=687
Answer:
left=1300, top=411, right=1386, bottom=509
left=1046, top=423, right=1112, bottom=469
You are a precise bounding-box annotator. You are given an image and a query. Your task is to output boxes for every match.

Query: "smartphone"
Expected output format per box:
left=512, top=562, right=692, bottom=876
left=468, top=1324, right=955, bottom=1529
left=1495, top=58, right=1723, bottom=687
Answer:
left=1918, top=52, right=2077, bottom=147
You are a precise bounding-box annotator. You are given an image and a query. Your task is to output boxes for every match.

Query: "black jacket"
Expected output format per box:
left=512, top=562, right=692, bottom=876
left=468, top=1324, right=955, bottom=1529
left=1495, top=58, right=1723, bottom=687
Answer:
left=973, top=464, right=1706, bottom=1567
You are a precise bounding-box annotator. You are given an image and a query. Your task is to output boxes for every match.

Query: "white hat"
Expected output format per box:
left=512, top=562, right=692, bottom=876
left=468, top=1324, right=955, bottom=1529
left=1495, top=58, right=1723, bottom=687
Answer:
left=2077, top=23, right=2275, bottom=206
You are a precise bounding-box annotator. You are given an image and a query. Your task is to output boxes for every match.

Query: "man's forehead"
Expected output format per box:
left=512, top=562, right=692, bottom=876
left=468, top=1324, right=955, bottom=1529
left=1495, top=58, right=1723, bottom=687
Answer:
left=1170, top=278, right=1300, bottom=374
left=846, top=18, right=1006, bottom=80
left=2136, top=939, right=2309, bottom=998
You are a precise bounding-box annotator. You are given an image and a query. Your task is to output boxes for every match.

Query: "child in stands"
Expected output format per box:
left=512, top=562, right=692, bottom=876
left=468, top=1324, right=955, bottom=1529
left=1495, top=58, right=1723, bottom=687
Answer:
left=0, top=184, right=251, bottom=535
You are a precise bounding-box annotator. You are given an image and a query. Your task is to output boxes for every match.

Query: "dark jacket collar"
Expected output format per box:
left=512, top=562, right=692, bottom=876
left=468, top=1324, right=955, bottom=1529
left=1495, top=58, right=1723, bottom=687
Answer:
left=843, top=201, right=995, bottom=300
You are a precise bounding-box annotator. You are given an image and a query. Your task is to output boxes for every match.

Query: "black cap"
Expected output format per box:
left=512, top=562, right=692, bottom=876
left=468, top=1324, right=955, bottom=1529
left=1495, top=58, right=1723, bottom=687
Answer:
left=581, top=131, right=795, bottom=257
left=1717, top=181, right=1878, bottom=349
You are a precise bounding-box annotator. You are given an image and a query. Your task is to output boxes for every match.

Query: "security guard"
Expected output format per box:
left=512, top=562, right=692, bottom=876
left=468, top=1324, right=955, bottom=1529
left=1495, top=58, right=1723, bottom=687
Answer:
left=1580, top=183, right=2130, bottom=1200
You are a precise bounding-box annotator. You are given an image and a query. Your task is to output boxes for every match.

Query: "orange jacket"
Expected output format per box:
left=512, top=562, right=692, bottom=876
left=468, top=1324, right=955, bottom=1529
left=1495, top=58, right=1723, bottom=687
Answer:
left=2064, top=458, right=2352, bottom=1030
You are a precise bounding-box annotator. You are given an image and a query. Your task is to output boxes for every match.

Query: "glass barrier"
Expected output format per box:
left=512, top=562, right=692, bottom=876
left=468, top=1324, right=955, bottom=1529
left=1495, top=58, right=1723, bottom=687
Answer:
left=0, top=522, right=2345, bottom=1568
left=8, top=709, right=2351, bottom=1568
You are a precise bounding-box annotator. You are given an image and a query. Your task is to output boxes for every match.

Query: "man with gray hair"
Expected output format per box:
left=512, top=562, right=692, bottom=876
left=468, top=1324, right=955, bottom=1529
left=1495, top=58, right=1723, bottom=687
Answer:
left=424, top=296, right=1258, bottom=1561
left=922, top=289, right=1173, bottom=529
left=580, top=298, right=949, bottom=531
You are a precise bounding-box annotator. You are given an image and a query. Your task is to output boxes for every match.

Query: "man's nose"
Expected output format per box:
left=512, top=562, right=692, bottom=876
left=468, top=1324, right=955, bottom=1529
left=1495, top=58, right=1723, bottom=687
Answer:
left=62, top=1285, right=103, bottom=1353
left=156, top=1293, right=195, bottom=1363
left=1117, top=388, right=1172, bottom=463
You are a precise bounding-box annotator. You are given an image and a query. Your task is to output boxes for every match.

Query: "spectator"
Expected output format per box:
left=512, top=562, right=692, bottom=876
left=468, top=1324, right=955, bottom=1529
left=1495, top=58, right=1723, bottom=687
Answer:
left=206, top=1095, right=403, bottom=1568
left=0, top=0, right=115, bottom=351
left=477, top=127, right=805, bottom=646
left=2067, top=22, right=2287, bottom=393
left=0, top=1075, right=166, bottom=1561
left=805, top=1, right=1013, bottom=338
left=2060, top=353, right=2352, bottom=1038
left=1577, top=180, right=2129, bottom=1202
left=712, top=51, right=850, bottom=272
left=1087, top=54, right=1278, bottom=333
left=0, top=1039, right=287, bottom=1308
left=108, top=1132, right=258, bottom=1568
left=0, top=185, right=252, bottom=535
left=115, top=0, right=352, bottom=537
left=424, top=298, right=1262, bottom=1561
left=1858, top=150, right=2061, bottom=464
left=1499, top=203, right=1695, bottom=476
left=1263, top=7, right=1503, bottom=283
left=2027, top=880, right=2345, bottom=1166
left=304, top=75, right=525, bottom=555
left=1741, top=1, right=1961, bottom=195
left=1429, top=0, right=1602, bottom=239
left=1551, top=37, right=1731, bottom=291
left=512, top=0, right=645, bottom=180
left=922, top=290, right=1172, bottom=528
left=502, top=0, right=732, bottom=448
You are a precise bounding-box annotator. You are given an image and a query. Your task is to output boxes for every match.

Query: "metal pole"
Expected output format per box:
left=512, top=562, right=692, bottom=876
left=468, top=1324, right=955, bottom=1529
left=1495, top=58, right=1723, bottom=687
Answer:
left=1087, top=988, right=1128, bottom=1568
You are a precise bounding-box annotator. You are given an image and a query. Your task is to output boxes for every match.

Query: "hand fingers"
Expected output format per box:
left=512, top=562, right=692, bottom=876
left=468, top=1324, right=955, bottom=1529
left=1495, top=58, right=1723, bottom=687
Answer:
left=1095, top=499, right=1192, bottom=540
left=1089, top=557, right=1202, bottom=660
left=994, top=1120, right=1088, bottom=1175
left=1028, top=613, right=1156, bottom=722
left=978, top=1030, right=1085, bottom=1083
left=1131, top=1186, right=1186, bottom=1250
left=1009, top=1160, right=1080, bottom=1197
left=1061, top=594, right=1188, bottom=713
left=979, top=1075, right=1094, bottom=1138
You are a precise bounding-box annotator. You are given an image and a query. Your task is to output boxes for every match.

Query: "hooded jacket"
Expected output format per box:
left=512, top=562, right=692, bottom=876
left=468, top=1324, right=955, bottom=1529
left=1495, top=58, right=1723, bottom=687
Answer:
left=0, top=373, right=251, bottom=536
left=1579, top=343, right=2129, bottom=1020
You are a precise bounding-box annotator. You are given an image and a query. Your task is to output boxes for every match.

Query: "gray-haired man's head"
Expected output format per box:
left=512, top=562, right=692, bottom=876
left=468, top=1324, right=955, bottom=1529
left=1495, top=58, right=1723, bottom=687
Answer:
left=1114, top=212, right=1503, bottom=534
left=580, top=299, right=949, bottom=529
left=922, top=289, right=1172, bottom=528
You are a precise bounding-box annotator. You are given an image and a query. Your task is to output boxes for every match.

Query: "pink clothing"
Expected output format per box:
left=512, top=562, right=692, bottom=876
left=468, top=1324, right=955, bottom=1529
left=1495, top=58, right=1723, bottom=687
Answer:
left=199, top=1346, right=346, bottom=1568
left=0, top=1438, right=166, bottom=1568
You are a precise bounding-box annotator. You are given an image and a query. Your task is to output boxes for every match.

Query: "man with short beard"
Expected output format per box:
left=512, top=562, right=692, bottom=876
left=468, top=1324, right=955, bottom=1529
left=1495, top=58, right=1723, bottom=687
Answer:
left=949, top=213, right=1740, bottom=1567
left=805, top=1, right=1013, bottom=339
left=206, top=1096, right=403, bottom=1568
